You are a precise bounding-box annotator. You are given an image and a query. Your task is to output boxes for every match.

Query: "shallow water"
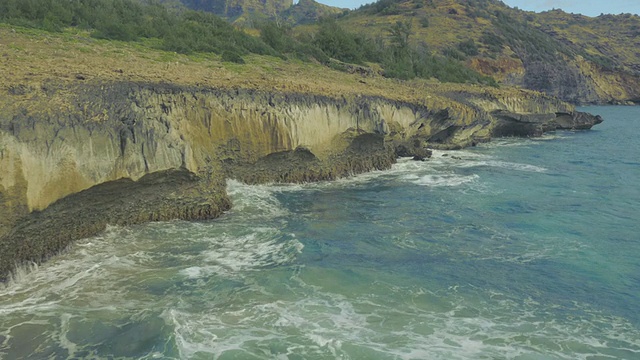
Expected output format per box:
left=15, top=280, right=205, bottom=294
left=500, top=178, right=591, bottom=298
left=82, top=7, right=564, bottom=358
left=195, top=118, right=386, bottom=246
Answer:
left=1, top=106, right=639, bottom=359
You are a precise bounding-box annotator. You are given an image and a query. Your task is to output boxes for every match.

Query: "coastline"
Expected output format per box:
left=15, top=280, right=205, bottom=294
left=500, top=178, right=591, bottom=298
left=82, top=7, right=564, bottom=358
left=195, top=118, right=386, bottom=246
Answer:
left=0, top=79, right=603, bottom=282
left=0, top=21, right=605, bottom=283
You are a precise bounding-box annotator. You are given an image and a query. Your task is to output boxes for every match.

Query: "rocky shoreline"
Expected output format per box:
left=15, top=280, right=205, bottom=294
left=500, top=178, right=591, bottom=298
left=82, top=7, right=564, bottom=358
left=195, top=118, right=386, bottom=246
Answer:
left=0, top=81, right=603, bottom=282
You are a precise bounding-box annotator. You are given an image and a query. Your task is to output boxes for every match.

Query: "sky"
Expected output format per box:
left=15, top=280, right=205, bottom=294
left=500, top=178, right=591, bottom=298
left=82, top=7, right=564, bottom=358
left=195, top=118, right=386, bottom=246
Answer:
left=311, top=0, right=640, bottom=17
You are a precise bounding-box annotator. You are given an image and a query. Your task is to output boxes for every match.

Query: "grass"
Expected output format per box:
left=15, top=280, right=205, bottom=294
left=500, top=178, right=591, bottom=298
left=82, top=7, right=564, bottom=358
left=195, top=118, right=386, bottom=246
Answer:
left=0, top=23, right=563, bottom=121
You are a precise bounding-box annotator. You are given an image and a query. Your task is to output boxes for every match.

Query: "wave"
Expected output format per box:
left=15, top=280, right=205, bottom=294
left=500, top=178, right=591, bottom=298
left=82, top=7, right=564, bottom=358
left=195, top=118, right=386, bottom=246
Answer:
left=405, top=173, right=480, bottom=187
left=226, top=180, right=291, bottom=219
left=162, top=276, right=640, bottom=360
left=179, top=229, right=303, bottom=279
left=457, top=160, right=548, bottom=173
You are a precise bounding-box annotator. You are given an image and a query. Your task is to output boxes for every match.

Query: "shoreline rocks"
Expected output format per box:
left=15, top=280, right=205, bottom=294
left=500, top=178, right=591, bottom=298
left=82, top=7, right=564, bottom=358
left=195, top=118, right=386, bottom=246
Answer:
left=0, top=81, right=604, bottom=282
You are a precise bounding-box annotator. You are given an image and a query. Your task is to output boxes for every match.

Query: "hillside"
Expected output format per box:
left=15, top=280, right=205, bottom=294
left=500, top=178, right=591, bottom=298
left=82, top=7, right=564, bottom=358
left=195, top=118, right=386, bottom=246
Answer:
left=174, top=0, right=292, bottom=19
left=156, top=0, right=344, bottom=25
left=333, top=0, right=640, bottom=104
left=137, top=0, right=640, bottom=104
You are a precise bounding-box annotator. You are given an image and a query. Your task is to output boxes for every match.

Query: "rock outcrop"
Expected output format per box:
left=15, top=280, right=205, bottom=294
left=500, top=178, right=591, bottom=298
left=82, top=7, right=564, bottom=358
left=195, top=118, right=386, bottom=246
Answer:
left=491, top=110, right=603, bottom=137
left=0, top=81, right=602, bottom=281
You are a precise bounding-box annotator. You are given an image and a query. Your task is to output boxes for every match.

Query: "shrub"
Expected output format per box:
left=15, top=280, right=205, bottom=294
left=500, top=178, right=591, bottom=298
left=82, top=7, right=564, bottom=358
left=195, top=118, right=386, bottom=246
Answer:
left=457, top=39, right=479, bottom=57
left=443, top=47, right=466, bottom=61
left=221, top=50, right=245, bottom=64
left=480, top=31, right=504, bottom=53
left=314, top=18, right=366, bottom=64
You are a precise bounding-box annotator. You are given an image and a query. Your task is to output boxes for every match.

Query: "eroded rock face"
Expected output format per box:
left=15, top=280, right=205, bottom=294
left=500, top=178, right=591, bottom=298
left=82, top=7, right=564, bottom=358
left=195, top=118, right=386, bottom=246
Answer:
left=491, top=110, right=604, bottom=137
left=0, top=81, right=603, bottom=281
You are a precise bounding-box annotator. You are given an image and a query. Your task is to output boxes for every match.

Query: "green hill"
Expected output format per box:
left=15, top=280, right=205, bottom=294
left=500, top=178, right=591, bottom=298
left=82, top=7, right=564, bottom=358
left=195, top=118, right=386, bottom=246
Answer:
left=332, top=0, right=640, bottom=104
left=123, top=0, right=640, bottom=104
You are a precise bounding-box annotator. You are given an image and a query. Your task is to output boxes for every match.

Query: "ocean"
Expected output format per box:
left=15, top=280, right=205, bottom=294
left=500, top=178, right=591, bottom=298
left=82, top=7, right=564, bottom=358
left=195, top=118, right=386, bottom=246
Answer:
left=1, top=106, right=638, bottom=359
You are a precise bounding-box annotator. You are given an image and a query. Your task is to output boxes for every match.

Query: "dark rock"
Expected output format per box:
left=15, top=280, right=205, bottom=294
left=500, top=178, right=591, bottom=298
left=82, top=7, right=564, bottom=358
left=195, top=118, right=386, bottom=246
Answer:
left=491, top=109, right=603, bottom=138
left=491, top=110, right=554, bottom=137
left=555, top=111, right=604, bottom=130
left=394, top=136, right=432, bottom=160
left=0, top=169, right=230, bottom=282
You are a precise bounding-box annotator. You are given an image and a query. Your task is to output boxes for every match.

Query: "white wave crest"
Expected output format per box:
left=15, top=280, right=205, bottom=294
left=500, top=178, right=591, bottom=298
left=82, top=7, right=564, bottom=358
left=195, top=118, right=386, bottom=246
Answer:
left=179, top=230, right=303, bottom=279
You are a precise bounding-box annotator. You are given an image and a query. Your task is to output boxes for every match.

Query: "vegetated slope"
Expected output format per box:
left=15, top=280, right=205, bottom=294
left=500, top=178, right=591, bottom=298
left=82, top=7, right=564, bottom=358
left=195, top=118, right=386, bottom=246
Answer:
left=0, top=0, right=280, bottom=60
left=0, top=0, right=498, bottom=86
left=170, top=0, right=292, bottom=19
left=335, top=0, right=640, bottom=104
left=4, top=0, right=637, bottom=104
left=531, top=10, right=640, bottom=75
left=157, top=0, right=344, bottom=25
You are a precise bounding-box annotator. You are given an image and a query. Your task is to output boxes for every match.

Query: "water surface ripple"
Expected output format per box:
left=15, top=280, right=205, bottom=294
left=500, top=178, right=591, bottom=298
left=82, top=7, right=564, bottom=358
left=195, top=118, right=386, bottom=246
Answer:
left=1, top=106, right=639, bottom=359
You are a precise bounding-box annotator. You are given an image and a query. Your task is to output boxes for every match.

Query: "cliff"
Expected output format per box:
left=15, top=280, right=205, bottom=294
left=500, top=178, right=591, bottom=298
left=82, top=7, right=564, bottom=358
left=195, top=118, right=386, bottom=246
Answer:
left=0, top=26, right=602, bottom=281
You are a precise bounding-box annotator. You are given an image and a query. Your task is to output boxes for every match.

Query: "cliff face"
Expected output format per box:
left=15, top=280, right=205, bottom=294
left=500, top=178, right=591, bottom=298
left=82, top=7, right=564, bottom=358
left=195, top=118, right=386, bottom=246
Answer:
left=0, top=81, right=602, bottom=281
left=495, top=50, right=640, bottom=105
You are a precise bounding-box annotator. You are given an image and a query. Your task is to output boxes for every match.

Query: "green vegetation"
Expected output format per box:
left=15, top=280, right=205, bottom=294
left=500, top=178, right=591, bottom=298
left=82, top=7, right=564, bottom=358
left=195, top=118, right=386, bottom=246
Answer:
left=419, top=17, right=430, bottom=28
left=358, top=0, right=402, bottom=16
left=381, top=20, right=497, bottom=85
left=0, top=0, right=497, bottom=85
left=492, top=10, right=568, bottom=63
left=312, top=18, right=380, bottom=64
left=489, top=10, right=619, bottom=71
left=479, top=31, right=503, bottom=55
left=0, top=0, right=276, bottom=58
left=457, top=39, right=479, bottom=57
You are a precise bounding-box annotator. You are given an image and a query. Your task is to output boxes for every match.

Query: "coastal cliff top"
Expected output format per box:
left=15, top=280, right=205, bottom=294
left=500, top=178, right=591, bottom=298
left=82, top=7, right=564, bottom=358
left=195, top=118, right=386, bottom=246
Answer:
left=0, top=25, right=568, bottom=116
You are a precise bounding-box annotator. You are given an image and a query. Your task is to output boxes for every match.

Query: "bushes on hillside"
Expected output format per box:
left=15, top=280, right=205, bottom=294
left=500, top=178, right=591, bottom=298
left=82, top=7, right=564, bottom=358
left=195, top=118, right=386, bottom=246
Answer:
left=492, top=10, right=567, bottom=63
left=0, top=0, right=499, bottom=86
left=457, top=39, right=479, bottom=57
left=0, top=0, right=276, bottom=60
left=313, top=18, right=381, bottom=64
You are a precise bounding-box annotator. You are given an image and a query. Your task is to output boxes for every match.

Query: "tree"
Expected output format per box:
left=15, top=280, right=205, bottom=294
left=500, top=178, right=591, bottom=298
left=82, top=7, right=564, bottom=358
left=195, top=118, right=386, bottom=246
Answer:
left=314, top=18, right=363, bottom=64
left=388, top=20, right=413, bottom=51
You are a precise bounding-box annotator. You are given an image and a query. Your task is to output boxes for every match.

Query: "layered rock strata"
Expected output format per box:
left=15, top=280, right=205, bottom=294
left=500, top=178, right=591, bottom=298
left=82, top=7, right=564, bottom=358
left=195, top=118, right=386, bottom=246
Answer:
left=0, top=81, right=602, bottom=281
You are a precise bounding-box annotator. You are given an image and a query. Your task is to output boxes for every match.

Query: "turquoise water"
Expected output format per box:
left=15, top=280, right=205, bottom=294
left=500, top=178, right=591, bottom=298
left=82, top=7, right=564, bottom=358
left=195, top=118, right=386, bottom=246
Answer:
left=1, top=106, right=639, bottom=359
